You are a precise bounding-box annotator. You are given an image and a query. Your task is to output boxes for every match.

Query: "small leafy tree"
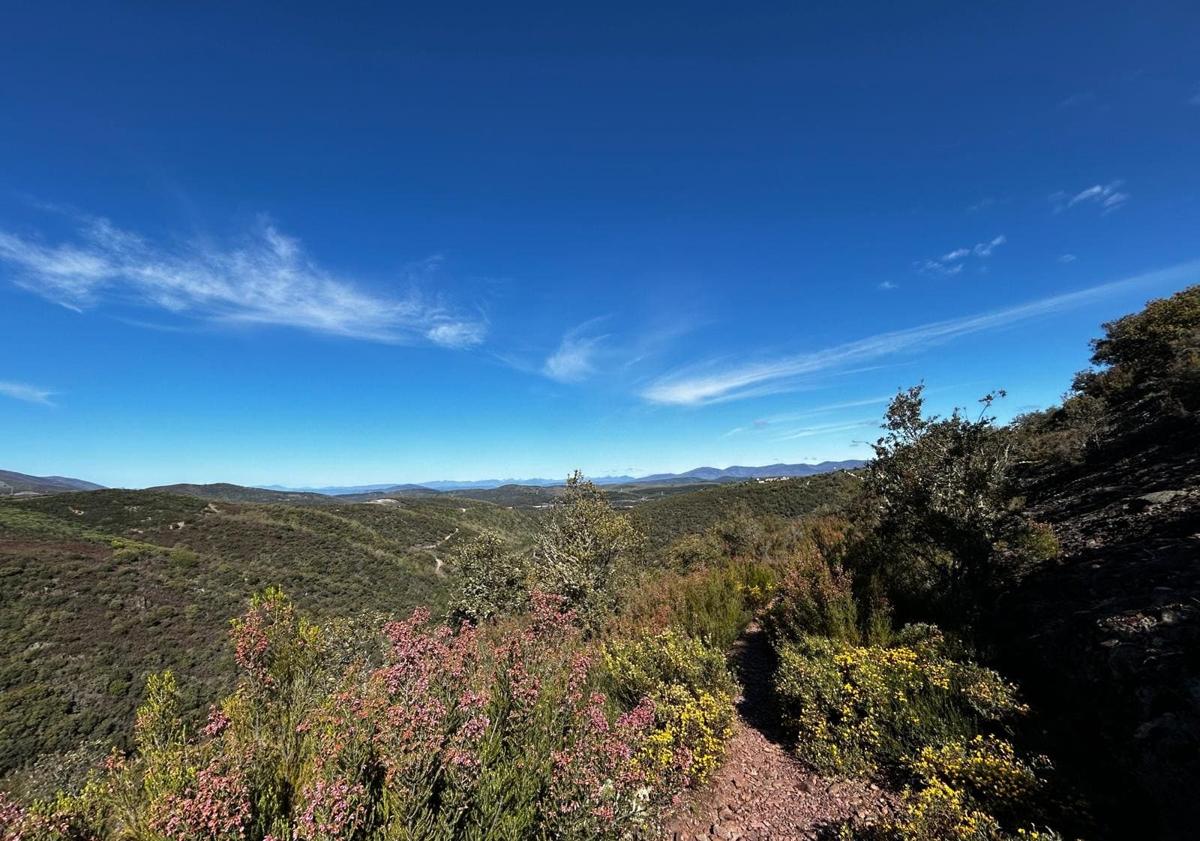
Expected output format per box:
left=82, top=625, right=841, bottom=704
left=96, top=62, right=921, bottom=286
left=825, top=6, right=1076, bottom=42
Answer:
left=533, top=471, right=643, bottom=629
left=858, top=385, right=1050, bottom=619
left=447, top=532, right=529, bottom=624
left=1073, top=284, right=1200, bottom=420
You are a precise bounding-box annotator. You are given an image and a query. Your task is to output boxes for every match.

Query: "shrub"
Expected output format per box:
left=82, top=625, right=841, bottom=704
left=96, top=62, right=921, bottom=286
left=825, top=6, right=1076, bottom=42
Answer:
left=671, top=561, right=776, bottom=650
left=608, top=558, right=776, bottom=651
left=447, top=532, right=529, bottom=623
left=773, top=626, right=1025, bottom=778
left=856, top=736, right=1063, bottom=841
left=1074, top=283, right=1200, bottom=417
left=705, top=505, right=766, bottom=559
left=664, top=532, right=724, bottom=570
left=533, top=472, right=644, bottom=630
left=855, top=386, right=1051, bottom=620
left=1010, top=395, right=1106, bottom=467
left=602, top=629, right=736, bottom=786
left=8, top=590, right=695, bottom=840
left=765, top=553, right=859, bottom=645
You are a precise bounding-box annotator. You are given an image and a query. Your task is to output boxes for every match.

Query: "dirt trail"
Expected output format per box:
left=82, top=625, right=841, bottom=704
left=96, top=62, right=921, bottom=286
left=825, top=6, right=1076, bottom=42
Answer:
left=417, top=527, right=458, bottom=576
left=665, top=624, right=895, bottom=841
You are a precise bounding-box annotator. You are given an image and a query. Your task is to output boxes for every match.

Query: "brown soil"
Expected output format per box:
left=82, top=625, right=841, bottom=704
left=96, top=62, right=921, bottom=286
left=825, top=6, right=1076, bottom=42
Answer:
left=664, top=625, right=896, bottom=840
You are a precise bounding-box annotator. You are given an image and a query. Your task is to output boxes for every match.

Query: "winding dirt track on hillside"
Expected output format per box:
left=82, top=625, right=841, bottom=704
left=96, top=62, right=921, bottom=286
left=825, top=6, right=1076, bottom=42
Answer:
left=664, top=624, right=895, bottom=841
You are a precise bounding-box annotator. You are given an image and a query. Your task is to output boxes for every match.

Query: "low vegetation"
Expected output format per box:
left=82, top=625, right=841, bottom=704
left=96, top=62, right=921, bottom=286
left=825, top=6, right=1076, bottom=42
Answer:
left=0, top=491, right=537, bottom=786
left=3, top=285, right=1197, bottom=838
left=2, top=463, right=767, bottom=838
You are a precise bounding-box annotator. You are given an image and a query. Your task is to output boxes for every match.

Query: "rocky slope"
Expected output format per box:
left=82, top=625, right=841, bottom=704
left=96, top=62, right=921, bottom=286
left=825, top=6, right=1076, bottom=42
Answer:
left=990, top=436, right=1200, bottom=840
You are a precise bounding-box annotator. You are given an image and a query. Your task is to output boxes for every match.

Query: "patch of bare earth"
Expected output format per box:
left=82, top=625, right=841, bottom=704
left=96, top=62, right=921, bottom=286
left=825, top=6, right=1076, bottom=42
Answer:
left=664, top=625, right=896, bottom=841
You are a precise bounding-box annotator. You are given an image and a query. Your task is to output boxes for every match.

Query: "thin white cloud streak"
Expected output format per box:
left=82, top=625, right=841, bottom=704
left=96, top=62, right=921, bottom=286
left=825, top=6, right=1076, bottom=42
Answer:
left=542, top=318, right=610, bottom=383
left=774, top=419, right=876, bottom=442
left=1051, top=181, right=1129, bottom=214
left=723, top=394, right=895, bottom=437
left=641, top=261, right=1200, bottom=406
left=0, top=217, right=485, bottom=347
left=916, top=235, right=1006, bottom=275
left=0, top=381, right=55, bottom=405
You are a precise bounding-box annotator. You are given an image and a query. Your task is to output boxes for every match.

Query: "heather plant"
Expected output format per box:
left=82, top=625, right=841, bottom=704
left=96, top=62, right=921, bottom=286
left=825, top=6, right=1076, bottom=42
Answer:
left=1, top=589, right=691, bottom=841
left=765, top=551, right=860, bottom=645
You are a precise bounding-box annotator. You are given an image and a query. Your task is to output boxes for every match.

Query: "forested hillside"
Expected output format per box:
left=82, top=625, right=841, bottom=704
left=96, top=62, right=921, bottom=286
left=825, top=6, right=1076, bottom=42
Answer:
left=632, top=470, right=861, bottom=551
left=0, top=490, right=537, bottom=784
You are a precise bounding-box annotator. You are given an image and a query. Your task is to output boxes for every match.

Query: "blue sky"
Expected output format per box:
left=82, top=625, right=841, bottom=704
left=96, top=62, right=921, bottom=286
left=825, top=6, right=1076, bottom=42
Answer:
left=2, top=1, right=1198, bottom=487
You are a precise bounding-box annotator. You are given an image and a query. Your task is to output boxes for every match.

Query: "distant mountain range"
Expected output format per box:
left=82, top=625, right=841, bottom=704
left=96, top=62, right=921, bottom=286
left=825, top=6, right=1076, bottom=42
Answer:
left=0, top=470, right=105, bottom=496
left=260, top=461, right=866, bottom=495
left=0, top=461, right=866, bottom=499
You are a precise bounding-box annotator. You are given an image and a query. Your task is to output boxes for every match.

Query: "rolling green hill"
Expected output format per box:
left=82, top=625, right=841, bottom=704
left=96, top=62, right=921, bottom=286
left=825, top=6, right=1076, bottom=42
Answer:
left=146, top=482, right=337, bottom=505
left=0, top=473, right=855, bottom=788
left=631, top=470, right=863, bottom=550
left=0, top=489, right=538, bottom=784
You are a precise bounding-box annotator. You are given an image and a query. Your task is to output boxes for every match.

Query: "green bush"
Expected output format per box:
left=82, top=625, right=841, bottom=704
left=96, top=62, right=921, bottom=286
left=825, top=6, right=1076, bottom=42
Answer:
left=533, top=472, right=643, bottom=630
left=447, top=532, right=529, bottom=623
left=1075, top=283, right=1200, bottom=416
left=663, top=532, right=724, bottom=569
left=773, top=625, right=1025, bottom=778
left=673, top=560, right=775, bottom=650
left=851, top=736, right=1065, bottom=841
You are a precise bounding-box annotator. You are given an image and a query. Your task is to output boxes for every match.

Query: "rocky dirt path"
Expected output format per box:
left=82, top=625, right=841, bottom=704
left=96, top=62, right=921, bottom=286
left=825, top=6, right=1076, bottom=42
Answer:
left=665, top=624, right=895, bottom=841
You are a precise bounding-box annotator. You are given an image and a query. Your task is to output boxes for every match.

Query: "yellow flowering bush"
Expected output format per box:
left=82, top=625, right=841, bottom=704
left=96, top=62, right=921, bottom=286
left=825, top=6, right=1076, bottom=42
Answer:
left=911, top=736, right=1041, bottom=810
left=889, top=777, right=1000, bottom=840
left=773, top=626, right=1025, bottom=777
left=602, top=629, right=736, bottom=786
left=833, top=735, right=1071, bottom=841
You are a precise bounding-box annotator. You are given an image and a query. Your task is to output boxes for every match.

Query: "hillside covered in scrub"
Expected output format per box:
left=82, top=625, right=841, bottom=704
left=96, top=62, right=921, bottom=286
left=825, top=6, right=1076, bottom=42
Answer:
left=2, top=284, right=1199, bottom=840
left=0, top=491, right=539, bottom=784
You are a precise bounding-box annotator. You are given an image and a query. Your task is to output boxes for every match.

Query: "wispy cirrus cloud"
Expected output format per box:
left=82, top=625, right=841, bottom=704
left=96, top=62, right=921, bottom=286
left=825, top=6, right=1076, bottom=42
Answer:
left=724, top=394, right=895, bottom=437
left=542, top=319, right=610, bottom=383
left=641, top=261, right=1200, bottom=406
left=773, top=419, right=877, bottom=442
left=0, top=215, right=485, bottom=347
left=0, top=380, right=55, bottom=405
left=915, top=235, right=1006, bottom=275
left=1050, top=181, right=1129, bottom=214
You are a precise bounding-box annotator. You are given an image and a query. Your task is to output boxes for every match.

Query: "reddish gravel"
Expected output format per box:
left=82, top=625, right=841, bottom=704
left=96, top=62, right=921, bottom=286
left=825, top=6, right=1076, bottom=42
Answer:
left=664, top=625, right=896, bottom=841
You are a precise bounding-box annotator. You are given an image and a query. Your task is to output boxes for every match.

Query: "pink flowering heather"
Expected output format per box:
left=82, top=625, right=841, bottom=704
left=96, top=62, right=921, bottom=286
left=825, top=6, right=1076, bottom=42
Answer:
left=202, top=705, right=232, bottom=739
left=545, top=692, right=658, bottom=834
left=296, top=778, right=369, bottom=841
left=151, top=762, right=251, bottom=841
